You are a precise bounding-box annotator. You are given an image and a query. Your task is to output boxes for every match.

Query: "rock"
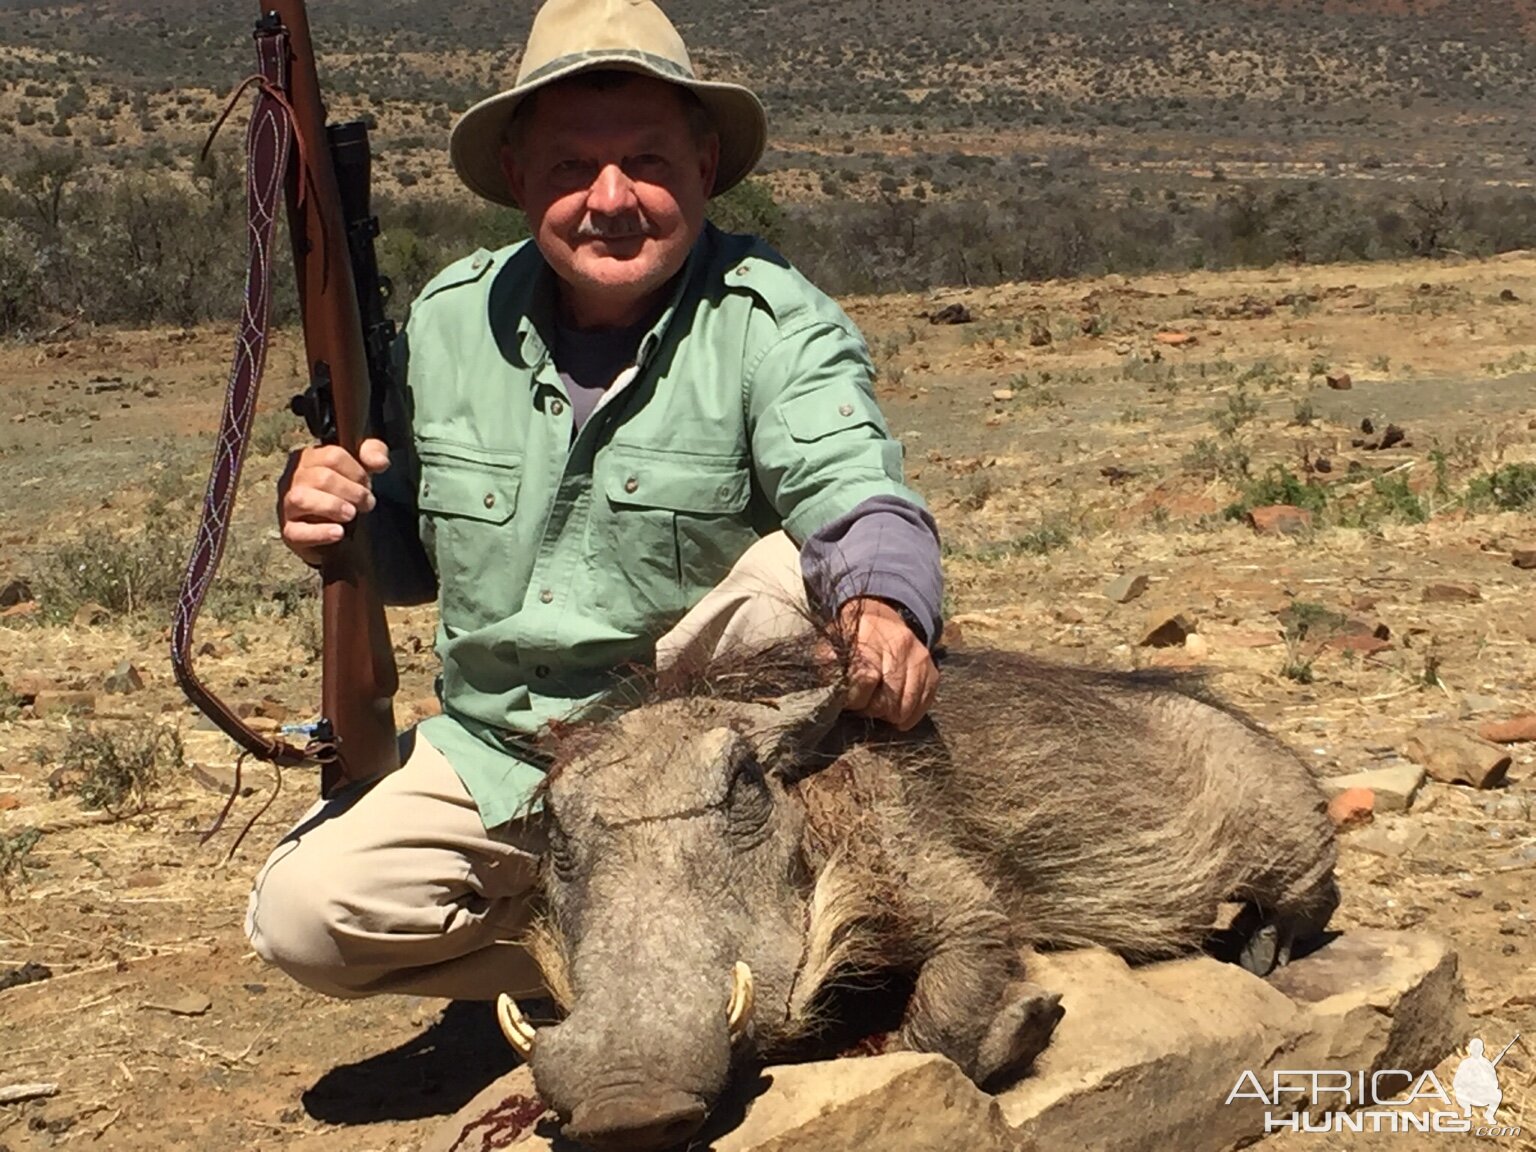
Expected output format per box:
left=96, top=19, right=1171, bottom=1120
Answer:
left=1326, top=787, right=1374, bottom=828
left=425, top=1057, right=1019, bottom=1152
left=991, top=389, right=1015, bottom=402
left=1348, top=823, right=1428, bottom=858
left=1139, top=612, right=1196, bottom=648
left=927, top=303, right=972, bottom=326
left=1247, top=505, right=1313, bottom=536
left=102, top=660, right=144, bottom=695
left=0, top=577, right=31, bottom=608
left=1318, top=763, right=1426, bottom=812
left=1480, top=714, right=1536, bottom=744
left=84, top=377, right=126, bottom=394
left=1, top=600, right=40, bottom=620
left=1182, top=634, right=1210, bottom=660
left=0, top=961, right=53, bottom=993
left=1421, top=582, right=1481, bottom=604
left=1352, top=424, right=1408, bottom=451
left=72, top=601, right=111, bottom=627
left=1403, top=727, right=1511, bottom=789
left=1500, top=288, right=1520, bottom=302
left=1484, top=793, right=1532, bottom=822
left=141, top=990, right=212, bottom=1017
left=1154, top=331, right=1197, bottom=347
left=0, top=793, right=21, bottom=812
left=1028, top=321, right=1052, bottom=347
left=1003, top=932, right=1462, bottom=1151
left=1322, top=633, right=1392, bottom=655
left=33, top=690, right=96, bottom=717
left=1325, top=373, right=1353, bottom=390
left=1511, top=548, right=1536, bottom=570
left=1104, top=573, right=1150, bottom=604
left=429, top=932, right=1461, bottom=1152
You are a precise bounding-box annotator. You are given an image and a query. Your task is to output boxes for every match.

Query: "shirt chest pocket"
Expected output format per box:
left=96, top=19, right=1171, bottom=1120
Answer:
left=591, top=445, right=760, bottom=633
left=417, top=446, right=524, bottom=631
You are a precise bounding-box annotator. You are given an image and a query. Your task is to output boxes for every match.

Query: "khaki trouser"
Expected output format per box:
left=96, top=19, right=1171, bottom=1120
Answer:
left=244, top=532, right=811, bottom=1000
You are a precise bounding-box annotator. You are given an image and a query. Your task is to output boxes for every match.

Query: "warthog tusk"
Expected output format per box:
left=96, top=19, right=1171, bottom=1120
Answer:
left=497, top=993, right=538, bottom=1059
left=727, top=961, right=755, bottom=1039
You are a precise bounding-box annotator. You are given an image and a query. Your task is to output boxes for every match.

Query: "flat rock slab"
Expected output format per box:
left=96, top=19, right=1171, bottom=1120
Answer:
left=426, top=930, right=1463, bottom=1152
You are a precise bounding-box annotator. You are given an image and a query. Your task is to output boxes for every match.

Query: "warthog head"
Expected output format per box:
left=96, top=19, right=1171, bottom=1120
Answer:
left=506, top=684, right=844, bottom=1151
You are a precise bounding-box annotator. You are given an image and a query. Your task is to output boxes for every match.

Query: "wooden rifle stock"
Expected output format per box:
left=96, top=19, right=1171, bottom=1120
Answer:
left=266, top=0, right=399, bottom=794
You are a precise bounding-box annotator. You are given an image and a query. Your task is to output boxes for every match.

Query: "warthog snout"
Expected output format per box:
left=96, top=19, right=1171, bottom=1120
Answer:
left=565, top=1089, right=708, bottom=1151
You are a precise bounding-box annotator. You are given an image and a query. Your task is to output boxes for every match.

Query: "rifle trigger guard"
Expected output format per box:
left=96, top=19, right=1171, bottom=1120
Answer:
left=290, top=360, right=337, bottom=443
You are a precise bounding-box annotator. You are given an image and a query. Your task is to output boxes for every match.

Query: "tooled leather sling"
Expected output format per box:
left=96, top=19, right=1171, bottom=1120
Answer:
left=170, top=20, right=332, bottom=792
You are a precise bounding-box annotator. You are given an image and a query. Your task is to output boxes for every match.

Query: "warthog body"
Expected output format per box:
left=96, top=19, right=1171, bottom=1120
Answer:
left=514, top=644, right=1339, bottom=1150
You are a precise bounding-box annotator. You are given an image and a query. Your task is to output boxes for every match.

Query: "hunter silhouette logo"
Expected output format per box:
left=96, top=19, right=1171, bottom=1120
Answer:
left=1453, top=1035, right=1518, bottom=1124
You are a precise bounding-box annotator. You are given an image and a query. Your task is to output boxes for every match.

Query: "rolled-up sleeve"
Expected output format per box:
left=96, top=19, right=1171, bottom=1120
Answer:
left=746, top=321, right=927, bottom=544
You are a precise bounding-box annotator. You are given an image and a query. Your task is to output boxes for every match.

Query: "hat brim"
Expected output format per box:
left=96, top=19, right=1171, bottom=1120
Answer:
left=449, top=54, right=767, bottom=207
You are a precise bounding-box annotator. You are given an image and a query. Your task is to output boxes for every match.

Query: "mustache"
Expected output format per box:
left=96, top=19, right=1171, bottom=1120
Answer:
left=576, top=213, right=656, bottom=240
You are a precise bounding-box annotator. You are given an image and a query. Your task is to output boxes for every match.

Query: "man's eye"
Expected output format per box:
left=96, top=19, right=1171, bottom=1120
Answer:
left=552, top=159, right=595, bottom=181
left=627, top=154, right=668, bottom=173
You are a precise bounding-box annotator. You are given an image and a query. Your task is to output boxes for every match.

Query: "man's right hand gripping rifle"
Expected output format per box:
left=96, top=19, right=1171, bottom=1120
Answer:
left=279, top=439, right=390, bottom=567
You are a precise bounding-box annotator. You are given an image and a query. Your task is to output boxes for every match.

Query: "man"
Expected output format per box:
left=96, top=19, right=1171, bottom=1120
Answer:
left=246, top=0, right=943, bottom=1002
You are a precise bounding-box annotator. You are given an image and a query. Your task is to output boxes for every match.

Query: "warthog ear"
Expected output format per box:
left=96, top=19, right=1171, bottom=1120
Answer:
left=745, top=686, right=844, bottom=774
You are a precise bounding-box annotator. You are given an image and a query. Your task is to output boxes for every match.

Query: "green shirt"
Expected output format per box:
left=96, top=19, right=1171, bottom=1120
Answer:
left=374, top=224, right=925, bottom=827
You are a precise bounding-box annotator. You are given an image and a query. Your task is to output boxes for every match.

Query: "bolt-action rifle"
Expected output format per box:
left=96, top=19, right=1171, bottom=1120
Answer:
left=172, top=0, right=399, bottom=806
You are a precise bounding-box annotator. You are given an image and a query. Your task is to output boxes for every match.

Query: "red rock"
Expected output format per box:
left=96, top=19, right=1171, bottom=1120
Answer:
left=1154, top=331, right=1197, bottom=347
left=1403, top=728, right=1510, bottom=790
left=1479, top=714, right=1536, bottom=744
left=1511, top=549, right=1536, bottom=570
left=1324, top=634, right=1393, bottom=656
left=1422, top=582, right=1481, bottom=604
left=1327, top=788, right=1375, bottom=829
left=1248, top=505, right=1314, bottom=537
left=0, top=794, right=22, bottom=812
left=1139, top=612, right=1196, bottom=648
left=1325, top=373, right=1353, bottom=390
left=1, top=600, right=39, bottom=620
left=72, top=601, right=111, bottom=627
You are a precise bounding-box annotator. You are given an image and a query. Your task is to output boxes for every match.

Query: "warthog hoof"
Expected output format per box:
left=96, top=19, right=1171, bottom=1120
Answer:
left=976, top=982, right=1065, bottom=1088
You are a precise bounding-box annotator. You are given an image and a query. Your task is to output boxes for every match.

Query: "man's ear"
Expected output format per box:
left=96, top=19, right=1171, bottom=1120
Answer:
left=499, top=144, right=526, bottom=211
left=698, top=133, right=720, bottom=198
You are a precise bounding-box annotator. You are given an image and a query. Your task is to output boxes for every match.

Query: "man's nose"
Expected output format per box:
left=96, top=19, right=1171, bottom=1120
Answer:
left=587, top=163, right=638, bottom=215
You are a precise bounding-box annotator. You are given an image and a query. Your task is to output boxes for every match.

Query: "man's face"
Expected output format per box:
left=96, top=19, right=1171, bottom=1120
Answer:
left=501, top=75, right=719, bottom=325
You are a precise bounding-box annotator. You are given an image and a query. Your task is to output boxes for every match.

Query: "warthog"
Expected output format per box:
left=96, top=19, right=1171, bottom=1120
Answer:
left=497, top=642, right=1339, bottom=1150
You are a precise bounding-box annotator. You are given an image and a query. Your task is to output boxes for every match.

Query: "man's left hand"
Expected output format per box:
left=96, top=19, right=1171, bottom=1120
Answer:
left=838, top=598, right=939, bottom=731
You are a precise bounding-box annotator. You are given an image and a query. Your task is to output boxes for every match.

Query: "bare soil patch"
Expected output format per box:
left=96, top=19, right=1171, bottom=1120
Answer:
left=2, top=252, right=1535, bottom=1150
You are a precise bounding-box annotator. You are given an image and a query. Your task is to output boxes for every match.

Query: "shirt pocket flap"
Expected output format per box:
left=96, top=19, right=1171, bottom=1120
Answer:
left=780, top=385, right=883, bottom=445
left=602, top=447, right=750, bottom=514
left=417, top=448, right=522, bottom=525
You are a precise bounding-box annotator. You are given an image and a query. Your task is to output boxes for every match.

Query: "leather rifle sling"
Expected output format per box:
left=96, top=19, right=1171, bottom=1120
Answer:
left=170, top=19, right=329, bottom=771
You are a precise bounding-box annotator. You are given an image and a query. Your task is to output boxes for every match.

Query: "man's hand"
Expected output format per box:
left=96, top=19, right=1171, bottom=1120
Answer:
left=837, top=597, right=939, bottom=731
left=278, top=437, right=390, bottom=566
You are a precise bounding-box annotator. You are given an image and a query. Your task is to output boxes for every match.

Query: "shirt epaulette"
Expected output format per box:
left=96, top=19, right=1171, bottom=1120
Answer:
left=417, top=245, right=503, bottom=303
left=720, top=246, right=817, bottom=329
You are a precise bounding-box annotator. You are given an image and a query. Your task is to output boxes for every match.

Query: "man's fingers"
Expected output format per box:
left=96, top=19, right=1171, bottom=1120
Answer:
left=300, top=444, right=373, bottom=486
left=844, top=656, right=881, bottom=711
left=283, top=484, right=364, bottom=525
left=358, top=438, right=392, bottom=474
left=283, top=520, right=346, bottom=550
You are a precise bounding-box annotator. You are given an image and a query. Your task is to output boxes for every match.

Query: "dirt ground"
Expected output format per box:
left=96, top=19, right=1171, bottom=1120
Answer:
left=2, top=252, right=1535, bottom=1151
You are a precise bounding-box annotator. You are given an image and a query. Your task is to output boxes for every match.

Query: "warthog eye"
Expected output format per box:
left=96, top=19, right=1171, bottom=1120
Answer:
left=725, top=748, right=773, bottom=841
left=546, top=809, right=578, bottom=880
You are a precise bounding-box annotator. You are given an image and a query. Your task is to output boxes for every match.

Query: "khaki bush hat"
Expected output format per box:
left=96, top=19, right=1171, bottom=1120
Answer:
left=450, top=0, right=768, bottom=205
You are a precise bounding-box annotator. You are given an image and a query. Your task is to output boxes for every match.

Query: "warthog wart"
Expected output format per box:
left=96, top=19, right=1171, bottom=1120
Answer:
left=499, top=638, right=1339, bottom=1151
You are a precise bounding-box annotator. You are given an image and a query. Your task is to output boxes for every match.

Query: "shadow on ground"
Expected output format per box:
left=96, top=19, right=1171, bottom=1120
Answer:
left=303, top=1000, right=521, bottom=1124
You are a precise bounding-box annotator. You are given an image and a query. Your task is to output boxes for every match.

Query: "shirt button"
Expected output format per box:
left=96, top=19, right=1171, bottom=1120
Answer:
left=551, top=399, right=565, bottom=416
left=838, top=403, right=855, bottom=417
left=539, top=588, right=554, bottom=604
left=624, top=476, right=639, bottom=494
left=734, top=265, right=749, bottom=277
left=483, top=492, right=496, bottom=509
left=421, top=482, right=431, bottom=497
left=534, top=664, right=551, bottom=678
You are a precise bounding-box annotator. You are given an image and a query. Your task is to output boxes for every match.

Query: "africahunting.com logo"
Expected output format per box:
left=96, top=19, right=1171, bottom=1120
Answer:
left=1226, top=1034, right=1524, bottom=1138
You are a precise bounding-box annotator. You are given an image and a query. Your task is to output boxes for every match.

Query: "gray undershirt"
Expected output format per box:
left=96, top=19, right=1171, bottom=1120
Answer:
left=552, top=320, right=943, bottom=646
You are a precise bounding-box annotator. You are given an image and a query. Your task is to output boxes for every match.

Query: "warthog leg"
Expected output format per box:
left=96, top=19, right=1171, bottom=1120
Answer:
left=975, top=982, right=1065, bottom=1089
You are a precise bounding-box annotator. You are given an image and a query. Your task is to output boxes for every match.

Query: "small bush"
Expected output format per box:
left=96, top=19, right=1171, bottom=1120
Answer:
left=1224, top=466, right=1328, bottom=519
left=1467, top=463, right=1536, bottom=511
left=56, top=723, right=183, bottom=816
left=0, top=828, right=44, bottom=896
left=35, top=526, right=186, bottom=621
